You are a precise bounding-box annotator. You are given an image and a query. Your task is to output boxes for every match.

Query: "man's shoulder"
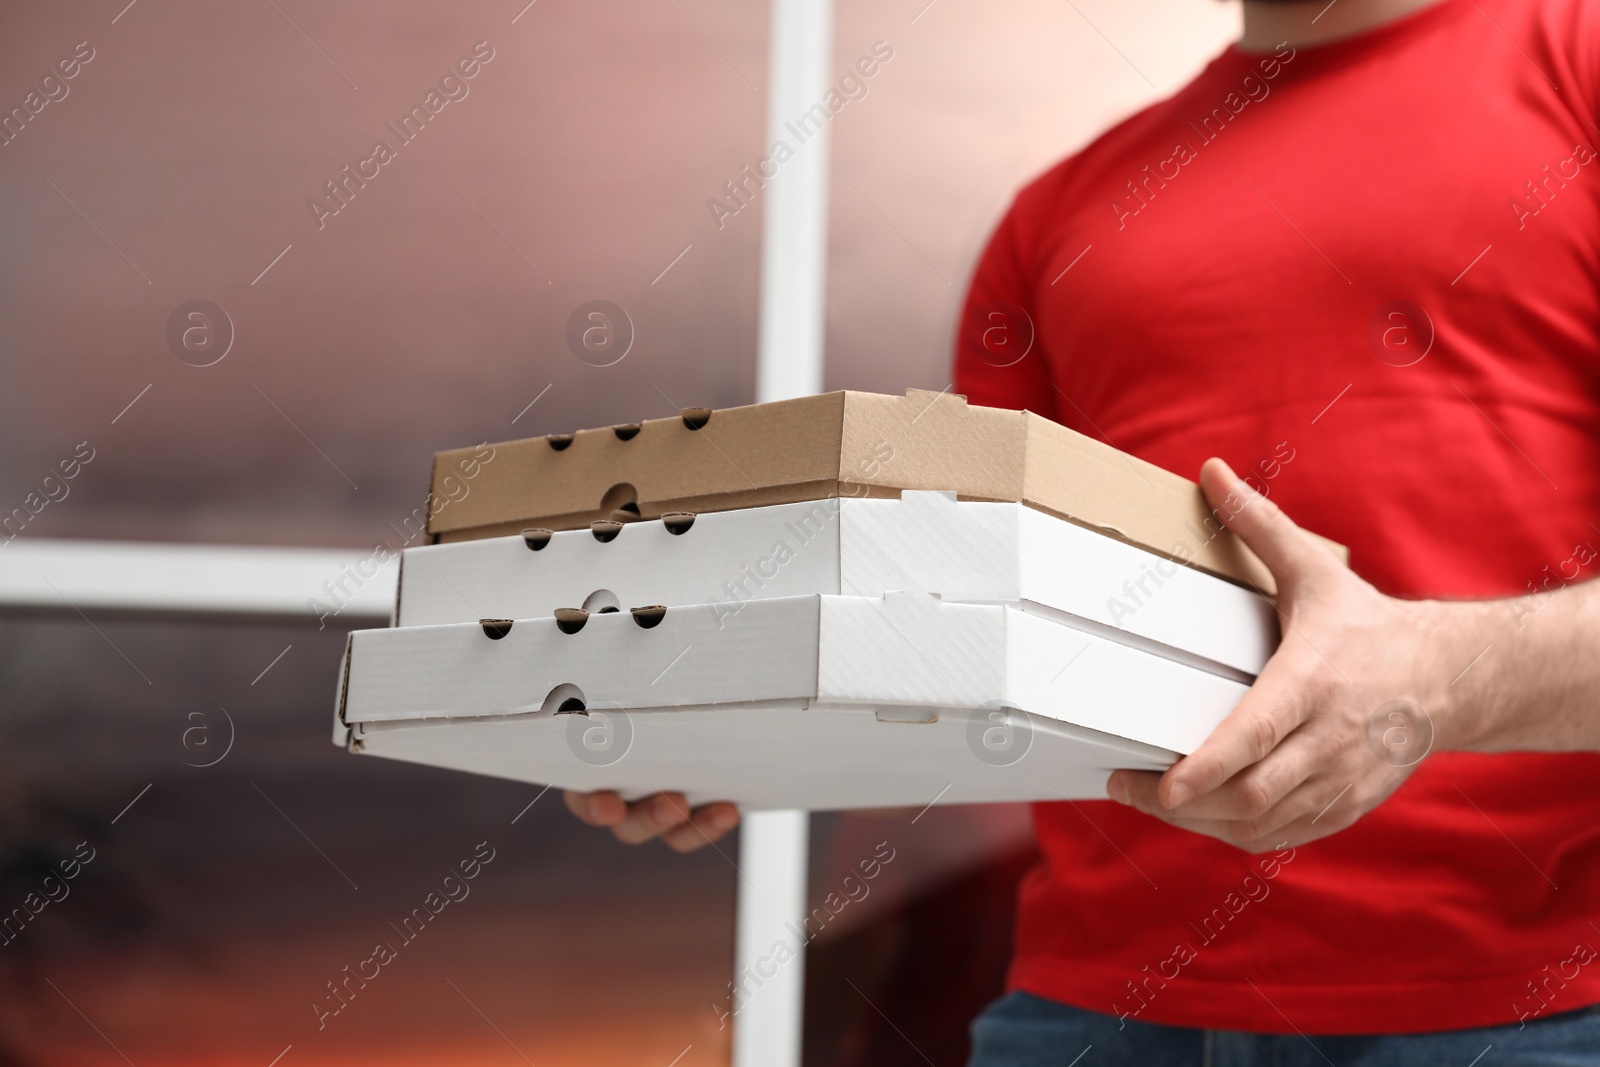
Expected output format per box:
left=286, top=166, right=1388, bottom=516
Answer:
left=1007, top=48, right=1251, bottom=224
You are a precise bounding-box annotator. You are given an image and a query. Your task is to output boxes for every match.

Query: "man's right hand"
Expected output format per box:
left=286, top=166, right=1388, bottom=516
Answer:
left=562, top=790, right=740, bottom=853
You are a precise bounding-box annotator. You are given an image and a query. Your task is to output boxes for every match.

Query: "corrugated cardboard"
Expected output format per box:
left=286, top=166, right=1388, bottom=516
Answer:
left=397, top=492, right=1276, bottom=678
left=336, top=592, right=1248, bottom=810
left=428, top=389, right=1347, bottom=594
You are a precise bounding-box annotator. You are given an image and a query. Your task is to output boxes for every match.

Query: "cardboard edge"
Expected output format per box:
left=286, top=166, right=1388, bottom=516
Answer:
left=1016, top=598, right=1255, bottom=684
left=333, top=633, right=356, bottom=749
left=1017, top=708, right=1181, bottom=766
left=344, top=596, right=831, bottom=727
left=428, top=393, right=853, bottom=537
left=434, top=480, right=853, bottom=542
left=1016, top=407, right=1350, bottom=587
left=351, top=696, right=819, bottom=732
left=1020, top=495, right=1272, bottom=593
left=391, top=552, right=404, bottom=628
left=841, top=389, right=1030, bottom=505
left=424, top=451, right=445, bottom=543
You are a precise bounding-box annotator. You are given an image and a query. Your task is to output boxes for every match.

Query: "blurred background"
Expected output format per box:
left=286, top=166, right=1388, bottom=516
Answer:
left=0, top=1, right=1236, bottom=1063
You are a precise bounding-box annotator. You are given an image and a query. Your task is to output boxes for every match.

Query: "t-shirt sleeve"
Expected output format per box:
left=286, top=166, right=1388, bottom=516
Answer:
left=1543, top=0, right=1600, bottom=125
left=951, top=193, right=1059, bottom=420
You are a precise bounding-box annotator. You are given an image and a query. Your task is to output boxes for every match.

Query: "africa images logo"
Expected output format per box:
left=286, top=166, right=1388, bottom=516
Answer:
left=966, top=707, right=1033, bottom=767
left=166, top=299, right=235, bottom=367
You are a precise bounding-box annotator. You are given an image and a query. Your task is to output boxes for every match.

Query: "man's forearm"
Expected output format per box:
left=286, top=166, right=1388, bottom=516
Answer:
left=1439, top=576, right=1600, bottom=752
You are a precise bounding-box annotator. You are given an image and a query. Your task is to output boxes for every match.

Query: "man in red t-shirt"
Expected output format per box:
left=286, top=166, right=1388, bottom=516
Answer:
left=568, top=0, right=1600, bottom=1059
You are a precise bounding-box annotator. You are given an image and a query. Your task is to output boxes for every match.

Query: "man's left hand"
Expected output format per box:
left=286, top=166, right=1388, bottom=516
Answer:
left=1106, top=457, right=1475, bottom=852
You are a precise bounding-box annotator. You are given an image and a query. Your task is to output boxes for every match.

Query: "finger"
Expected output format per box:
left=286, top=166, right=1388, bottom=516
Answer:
left=1117, top=730, right=1319, bottom=822
left=1246, top=788, right=1362, bottom=847
left=1134, top=812, right=1296, bottom=853
left=661, top=803, right=741, bottom=853
left=1198, top=458, right=1333, bottom=590
left=1115, top=772, right=1337, bottom=852
left=1155, top=654, right=1313, bottom=808
left=563, top=789, right=627, bottom=827
left=1167, top=780, right=1360, bottom=853
left=610, top=792, right=693, bottom=846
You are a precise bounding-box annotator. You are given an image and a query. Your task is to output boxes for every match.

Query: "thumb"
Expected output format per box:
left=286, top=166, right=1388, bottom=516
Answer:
left=1198, top=457, right=1330, bottom=591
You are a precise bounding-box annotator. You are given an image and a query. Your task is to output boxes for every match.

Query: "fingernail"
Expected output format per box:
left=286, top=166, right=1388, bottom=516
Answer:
left=1212, top=458, right=1252, bottom=496
left=1166, top=783, right=1191, bottom=809
left=709, top=808, right=738, bottom=832
left=1107, top=775, right=1129, bottom=805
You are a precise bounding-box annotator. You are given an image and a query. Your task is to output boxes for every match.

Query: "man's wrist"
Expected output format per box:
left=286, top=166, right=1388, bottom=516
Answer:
left=1417, top=597, right=1509, bottom=754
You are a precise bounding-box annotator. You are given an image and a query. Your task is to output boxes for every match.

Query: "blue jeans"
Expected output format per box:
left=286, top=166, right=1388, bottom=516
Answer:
left=968, top=992, right=1600, bottom=1066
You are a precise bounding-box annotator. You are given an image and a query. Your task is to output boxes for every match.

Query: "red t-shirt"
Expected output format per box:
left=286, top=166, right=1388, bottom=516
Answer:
left=954, top=0, right=1600, bottom=1035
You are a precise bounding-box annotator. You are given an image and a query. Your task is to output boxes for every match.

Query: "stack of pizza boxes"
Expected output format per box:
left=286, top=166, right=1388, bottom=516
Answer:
left=334, top=390, right=1342, bottom=810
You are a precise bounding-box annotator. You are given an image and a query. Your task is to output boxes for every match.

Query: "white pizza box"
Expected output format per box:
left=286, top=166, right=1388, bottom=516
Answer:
left=396, top=491, right=1276, bottom=680
left=336, top=592, right=1247, bottom=810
